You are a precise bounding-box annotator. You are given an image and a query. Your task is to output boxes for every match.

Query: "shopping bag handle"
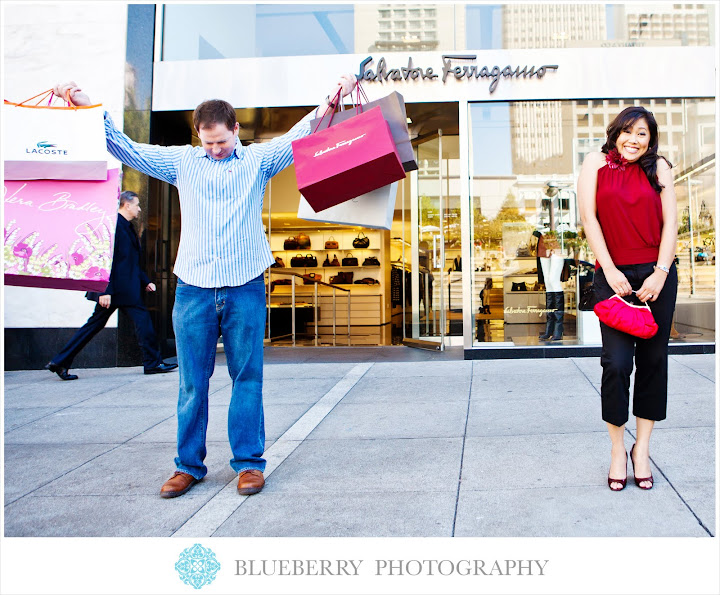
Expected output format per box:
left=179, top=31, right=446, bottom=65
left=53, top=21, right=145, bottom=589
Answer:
left=312, top=87, right=343, bottom=134
left=348, top=80, right=370, bottom=116
left=5, top=89, right=100, bottom=110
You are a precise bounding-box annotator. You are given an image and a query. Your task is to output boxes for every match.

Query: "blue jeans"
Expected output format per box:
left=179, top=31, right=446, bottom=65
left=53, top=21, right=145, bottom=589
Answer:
left=172, top=275, right=266, bottom=479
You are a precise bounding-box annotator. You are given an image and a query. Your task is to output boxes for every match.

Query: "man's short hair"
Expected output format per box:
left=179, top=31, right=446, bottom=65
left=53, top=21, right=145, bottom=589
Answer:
left=193, top=99, right=237, bottom=132
left=119, top=190, right=139, bottom=208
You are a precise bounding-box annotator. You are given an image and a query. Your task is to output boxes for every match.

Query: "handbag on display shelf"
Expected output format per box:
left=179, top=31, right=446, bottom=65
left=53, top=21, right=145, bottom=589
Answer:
left=329, top=271, right=354, bottom=284
left=324, top=236, right=339, bottom=250
left=284, top=236, right=299, bottom=250
left=297, top=232, right=311, bottom=249
left=270, top=279, right=293, bottom=292
left=362, top=256, right=380, bottom=266
left=302, top=273, right=322, bottom=285
left=511, top=282, right=527, bottom=292
left=305, top=254, right=318, bottom=267
left=354, top=278, right=380, bottom=285
left=352, top=232, right=370, bottom=249
left=271, top=256, right=285, bottom=268
left=516, top=242, right=531, bottom=257
left=593, top=292, right=658, bottom=339
left=322, top=254, right=341, bottom=267
left=290, top=254, right=306, bottom=267
left=342, top=253, right=359, bottom=267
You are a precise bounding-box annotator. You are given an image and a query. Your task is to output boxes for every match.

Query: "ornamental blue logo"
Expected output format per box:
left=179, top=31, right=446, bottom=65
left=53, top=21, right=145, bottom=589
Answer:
left=175, top=543, right=221, bottom=590
left=36, top=141, right=57, bottom=148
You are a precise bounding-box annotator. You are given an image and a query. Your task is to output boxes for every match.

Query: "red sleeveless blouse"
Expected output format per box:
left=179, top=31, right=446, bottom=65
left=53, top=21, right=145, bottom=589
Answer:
left=596, top=152, right=663, bottom=266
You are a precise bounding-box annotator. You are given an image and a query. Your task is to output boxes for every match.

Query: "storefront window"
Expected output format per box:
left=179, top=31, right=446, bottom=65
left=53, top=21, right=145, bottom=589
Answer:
left=469, top=98, right=716, bottom=346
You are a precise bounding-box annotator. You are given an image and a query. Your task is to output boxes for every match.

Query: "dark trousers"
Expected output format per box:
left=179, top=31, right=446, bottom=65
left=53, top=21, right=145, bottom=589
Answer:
left=52, top=303, right=163, bottom=371
left=594, top=262, right=678, bottom=427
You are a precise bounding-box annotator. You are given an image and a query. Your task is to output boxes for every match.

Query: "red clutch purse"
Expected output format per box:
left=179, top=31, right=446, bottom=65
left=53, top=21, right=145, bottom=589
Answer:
left=593, top=293, right=658, bottom=339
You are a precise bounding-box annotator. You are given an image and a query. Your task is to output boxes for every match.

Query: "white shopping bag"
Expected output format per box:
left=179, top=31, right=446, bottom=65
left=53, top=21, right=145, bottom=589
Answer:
left=3, top=95, right=108, bottom=181
left=297, top=182, right=398, bottom=230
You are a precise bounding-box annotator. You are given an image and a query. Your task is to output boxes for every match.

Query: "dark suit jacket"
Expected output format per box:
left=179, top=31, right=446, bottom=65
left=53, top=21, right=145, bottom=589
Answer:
left=86, top=214, right=151, bottom=306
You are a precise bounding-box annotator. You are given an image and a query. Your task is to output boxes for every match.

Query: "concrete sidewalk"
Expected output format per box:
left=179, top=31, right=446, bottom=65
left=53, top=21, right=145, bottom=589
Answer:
left=3, top=351, right=716, bottom=537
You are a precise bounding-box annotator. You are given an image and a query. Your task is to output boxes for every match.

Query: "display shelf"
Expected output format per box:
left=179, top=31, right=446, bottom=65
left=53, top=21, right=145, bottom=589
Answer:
left=276, top=248, right=380, bottom=252
left=267, top=227, right=386, bottom=346
left=274, top=266, right=381, bottom=270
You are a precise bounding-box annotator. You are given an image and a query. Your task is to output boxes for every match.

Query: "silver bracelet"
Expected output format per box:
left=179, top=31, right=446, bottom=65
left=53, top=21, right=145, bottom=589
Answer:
left=654, top=264, right=670, bottom=275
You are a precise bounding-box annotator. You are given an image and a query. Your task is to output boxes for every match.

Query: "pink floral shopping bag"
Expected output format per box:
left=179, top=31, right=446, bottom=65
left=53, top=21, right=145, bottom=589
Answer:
left=4, top=169, right=120, bottom=291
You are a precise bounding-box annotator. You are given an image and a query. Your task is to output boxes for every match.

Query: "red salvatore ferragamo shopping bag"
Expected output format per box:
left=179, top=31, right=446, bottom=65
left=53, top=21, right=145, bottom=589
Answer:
left=309, top=88, right=417, bottom=173
left=291, top=105, right=406, bottom=212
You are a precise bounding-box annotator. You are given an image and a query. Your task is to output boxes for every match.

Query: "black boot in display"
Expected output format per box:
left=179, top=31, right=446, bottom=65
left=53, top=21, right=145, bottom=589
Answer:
left=538, top=291, right=555, bottom=340
left=551, top=292, right=564, bottom=341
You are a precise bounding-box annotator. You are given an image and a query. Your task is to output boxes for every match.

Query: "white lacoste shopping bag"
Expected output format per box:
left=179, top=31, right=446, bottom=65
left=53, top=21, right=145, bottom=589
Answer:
left=297, top=181, right=398, bottom=230
left=3, top=91, right=108, bottom=181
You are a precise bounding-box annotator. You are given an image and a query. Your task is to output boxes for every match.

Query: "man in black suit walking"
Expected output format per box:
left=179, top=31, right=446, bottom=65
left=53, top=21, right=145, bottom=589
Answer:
left=45, top=191, right=177, bottom=380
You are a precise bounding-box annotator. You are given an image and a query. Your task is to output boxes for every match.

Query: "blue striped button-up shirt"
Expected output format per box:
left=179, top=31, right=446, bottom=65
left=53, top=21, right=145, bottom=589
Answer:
left=103, top=111, right=314, bottom=288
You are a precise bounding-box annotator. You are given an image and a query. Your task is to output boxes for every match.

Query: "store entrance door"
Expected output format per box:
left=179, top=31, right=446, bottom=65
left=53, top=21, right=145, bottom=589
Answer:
left=403, top=130, right=460, bottom=351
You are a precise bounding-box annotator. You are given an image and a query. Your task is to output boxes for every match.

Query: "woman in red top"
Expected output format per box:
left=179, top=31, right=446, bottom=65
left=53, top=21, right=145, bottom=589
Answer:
left=578, top=106, right=678, bottom=492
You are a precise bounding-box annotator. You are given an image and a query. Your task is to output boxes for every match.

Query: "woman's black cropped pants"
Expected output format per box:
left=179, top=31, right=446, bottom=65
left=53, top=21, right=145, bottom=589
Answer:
left=593, top=262, right=678, bottom=427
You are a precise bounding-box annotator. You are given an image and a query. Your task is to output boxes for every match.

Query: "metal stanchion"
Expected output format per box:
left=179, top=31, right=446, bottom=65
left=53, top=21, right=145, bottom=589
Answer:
left=347, top=291, right=351, bottom=346
left=291, top=280, right=296, bottom=347
left=332, top=287, right=337, bottom=346
left=313, top=281, right=319, bottom=346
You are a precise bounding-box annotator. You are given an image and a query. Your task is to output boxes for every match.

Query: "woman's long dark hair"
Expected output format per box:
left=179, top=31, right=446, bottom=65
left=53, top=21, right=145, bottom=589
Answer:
left=601, top=106, right=672, bottom=193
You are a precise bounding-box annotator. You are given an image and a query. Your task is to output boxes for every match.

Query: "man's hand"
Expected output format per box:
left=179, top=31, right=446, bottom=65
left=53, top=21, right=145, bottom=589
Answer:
left=146, top=283, right=156, bottom=292
left=52, top=81, right=92, bottom=106
left=337, top=73, right=357, bottom=98
left=99, top=295, right=111, bottom=308
left=326, top=73, right=357, bottom=106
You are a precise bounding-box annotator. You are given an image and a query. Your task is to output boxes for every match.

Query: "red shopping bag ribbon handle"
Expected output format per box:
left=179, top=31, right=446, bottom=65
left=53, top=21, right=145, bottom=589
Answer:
left=312, top=87, right=343, bottom=134
left=352, top=80, right=370, bottom=113
left=311, top=79, right=370, bottom=134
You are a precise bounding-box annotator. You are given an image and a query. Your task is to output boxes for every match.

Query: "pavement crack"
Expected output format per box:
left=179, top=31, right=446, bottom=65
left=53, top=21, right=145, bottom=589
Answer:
left=451, top=371, right=474, bottom=537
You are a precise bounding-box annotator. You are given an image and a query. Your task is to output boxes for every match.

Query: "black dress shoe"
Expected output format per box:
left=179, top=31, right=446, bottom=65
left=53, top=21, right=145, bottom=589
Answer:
left=144, top=362, right=178, bottom=375
left=44, top=362, right=79, bottom=381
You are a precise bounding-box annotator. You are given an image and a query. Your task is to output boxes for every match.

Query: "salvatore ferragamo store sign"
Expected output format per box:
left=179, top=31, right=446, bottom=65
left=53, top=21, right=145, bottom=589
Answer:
left=357, top=54, right=559, bottom=93
left=152, top=47, right=713, bottom=110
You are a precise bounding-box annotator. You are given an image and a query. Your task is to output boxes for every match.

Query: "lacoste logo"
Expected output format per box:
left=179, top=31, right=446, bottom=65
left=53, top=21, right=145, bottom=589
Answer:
left=25, top=141, right=67, bottom=155
left=314, top=134, right=366, bottom=157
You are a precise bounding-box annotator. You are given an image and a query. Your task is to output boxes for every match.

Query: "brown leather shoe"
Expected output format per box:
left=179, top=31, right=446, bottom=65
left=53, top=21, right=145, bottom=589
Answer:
left=237, top=469, right=265, bottom=495
left=160, top=471, right=199, bottom=499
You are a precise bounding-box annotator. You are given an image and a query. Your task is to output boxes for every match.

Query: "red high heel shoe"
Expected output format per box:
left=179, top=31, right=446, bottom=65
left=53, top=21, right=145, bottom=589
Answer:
left=630, top=444, right=654, bottom=490
left=607, top=450, right=628, bottom=491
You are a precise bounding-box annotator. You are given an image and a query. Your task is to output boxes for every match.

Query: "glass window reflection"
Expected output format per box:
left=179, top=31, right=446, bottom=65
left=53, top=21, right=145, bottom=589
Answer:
left=162, top=4, right=354, bottom=60
left=469, top=98, right=715, bottom=345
